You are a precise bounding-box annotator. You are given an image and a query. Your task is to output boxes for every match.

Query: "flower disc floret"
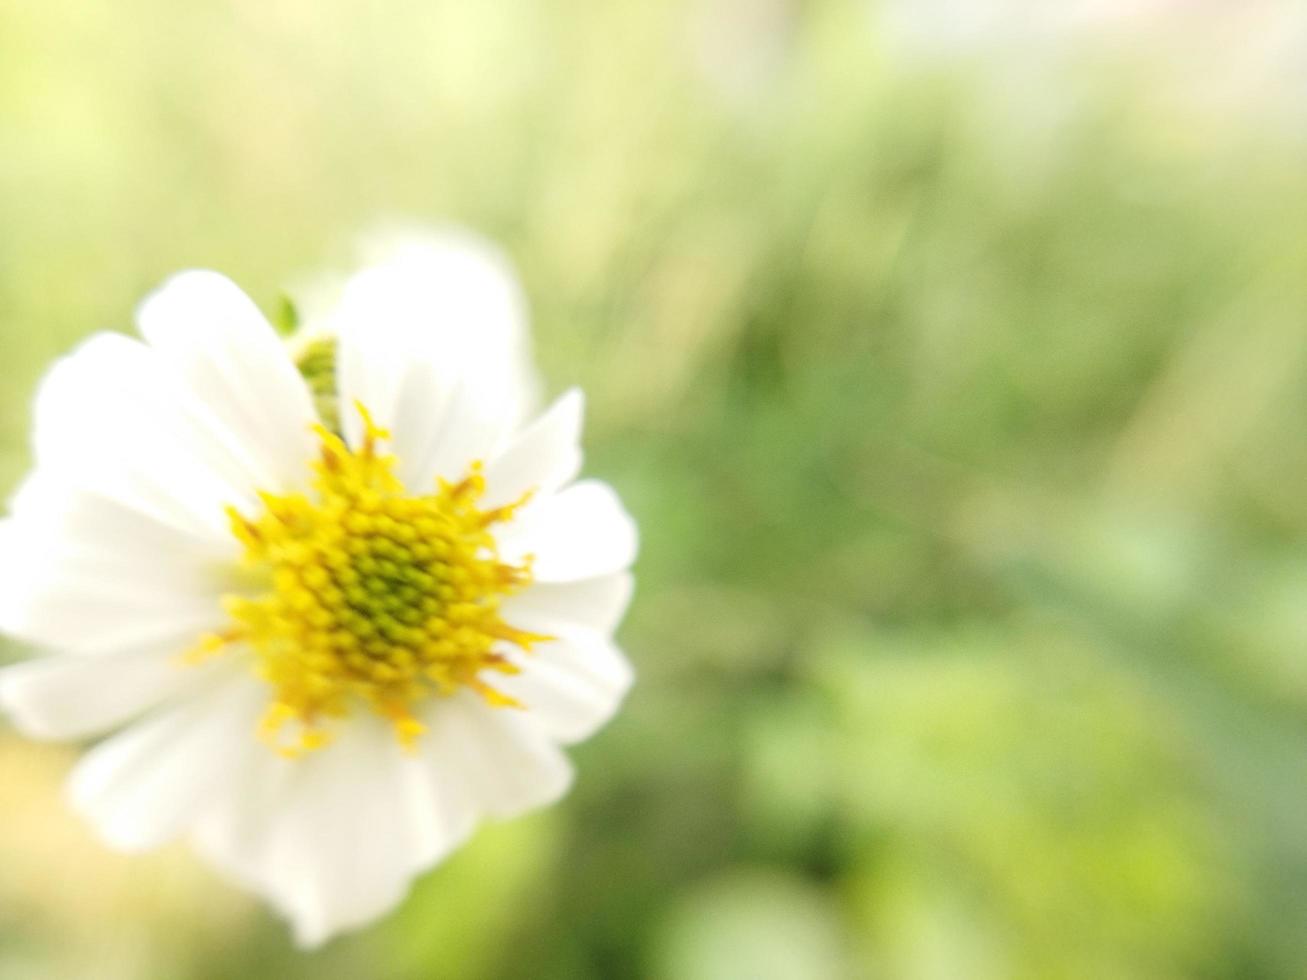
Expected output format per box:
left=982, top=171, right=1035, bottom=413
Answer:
left=193, top=405, right=546, bottom=755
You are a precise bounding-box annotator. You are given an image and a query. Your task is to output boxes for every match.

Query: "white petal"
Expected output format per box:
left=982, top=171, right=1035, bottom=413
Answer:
left=501, top=572, right=635, bottom=637
left=385, top=359, right=460, bottom=490
left=421, top=693, right=574, bottom=819
left=196, top=719, right=444, bottom=948
left=331, top=231, right=539, bottom=478
left=189, top=745, right=294, bottom=897
left=497, top=574, right=638, bottom=744
left=394, top=735, right=480, bottom=869
left=0, top=480, right=231, bottom=653
left=194, top=695, right=571, bottom=947
left=7, top=475, right=234, bottom=564
left=482, top=389, right=584, bottom=510
left=30, top=332, right=269, bottom=539
left=334, top=297, right=449, bottom=464
left=136, top=270, right=319, bottom=493
left=498, top=627, right=635, bottom=745
left=497, top=481, right=638, bottom=583
left=68, top=675, right=264, bottom=852
left=0, top=646, right=219, bottom=740
left=398, top=375, right=507, bottom=491
left=258, top=724, right=419, bottom=947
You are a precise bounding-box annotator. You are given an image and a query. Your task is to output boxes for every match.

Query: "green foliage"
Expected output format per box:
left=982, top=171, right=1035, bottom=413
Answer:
left=2, top=1, right=1306, bottom=977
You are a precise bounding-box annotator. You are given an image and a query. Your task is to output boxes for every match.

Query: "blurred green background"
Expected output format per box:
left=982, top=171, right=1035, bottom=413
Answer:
left=4, top=1, right=1307, bottom=978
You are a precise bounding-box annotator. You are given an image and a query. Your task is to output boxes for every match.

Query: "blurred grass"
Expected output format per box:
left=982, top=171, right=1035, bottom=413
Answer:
left=3, top=0, right=1307, bottom=977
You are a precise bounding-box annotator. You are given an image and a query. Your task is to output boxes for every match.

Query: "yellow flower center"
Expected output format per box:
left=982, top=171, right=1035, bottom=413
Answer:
left=190, top=404, right=545, bottom=756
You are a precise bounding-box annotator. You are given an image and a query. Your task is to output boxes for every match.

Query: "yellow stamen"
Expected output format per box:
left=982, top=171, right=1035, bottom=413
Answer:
left=195, top=404, right=547, bottom=755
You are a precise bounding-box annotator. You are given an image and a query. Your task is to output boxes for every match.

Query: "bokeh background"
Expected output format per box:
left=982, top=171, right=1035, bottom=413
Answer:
left=4, top=1, right=1307, bottom=977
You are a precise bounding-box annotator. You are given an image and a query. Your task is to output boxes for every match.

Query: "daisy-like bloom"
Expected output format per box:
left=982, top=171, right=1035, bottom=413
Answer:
left=0, top=231, right=637, bottom=946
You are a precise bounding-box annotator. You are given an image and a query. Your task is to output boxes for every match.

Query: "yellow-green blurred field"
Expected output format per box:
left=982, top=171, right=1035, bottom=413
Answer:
left=4, top=2, right=1307, bottom=978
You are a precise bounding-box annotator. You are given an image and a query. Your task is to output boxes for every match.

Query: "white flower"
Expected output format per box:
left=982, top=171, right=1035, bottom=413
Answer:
left=0, top=231, right=637, bottom=947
